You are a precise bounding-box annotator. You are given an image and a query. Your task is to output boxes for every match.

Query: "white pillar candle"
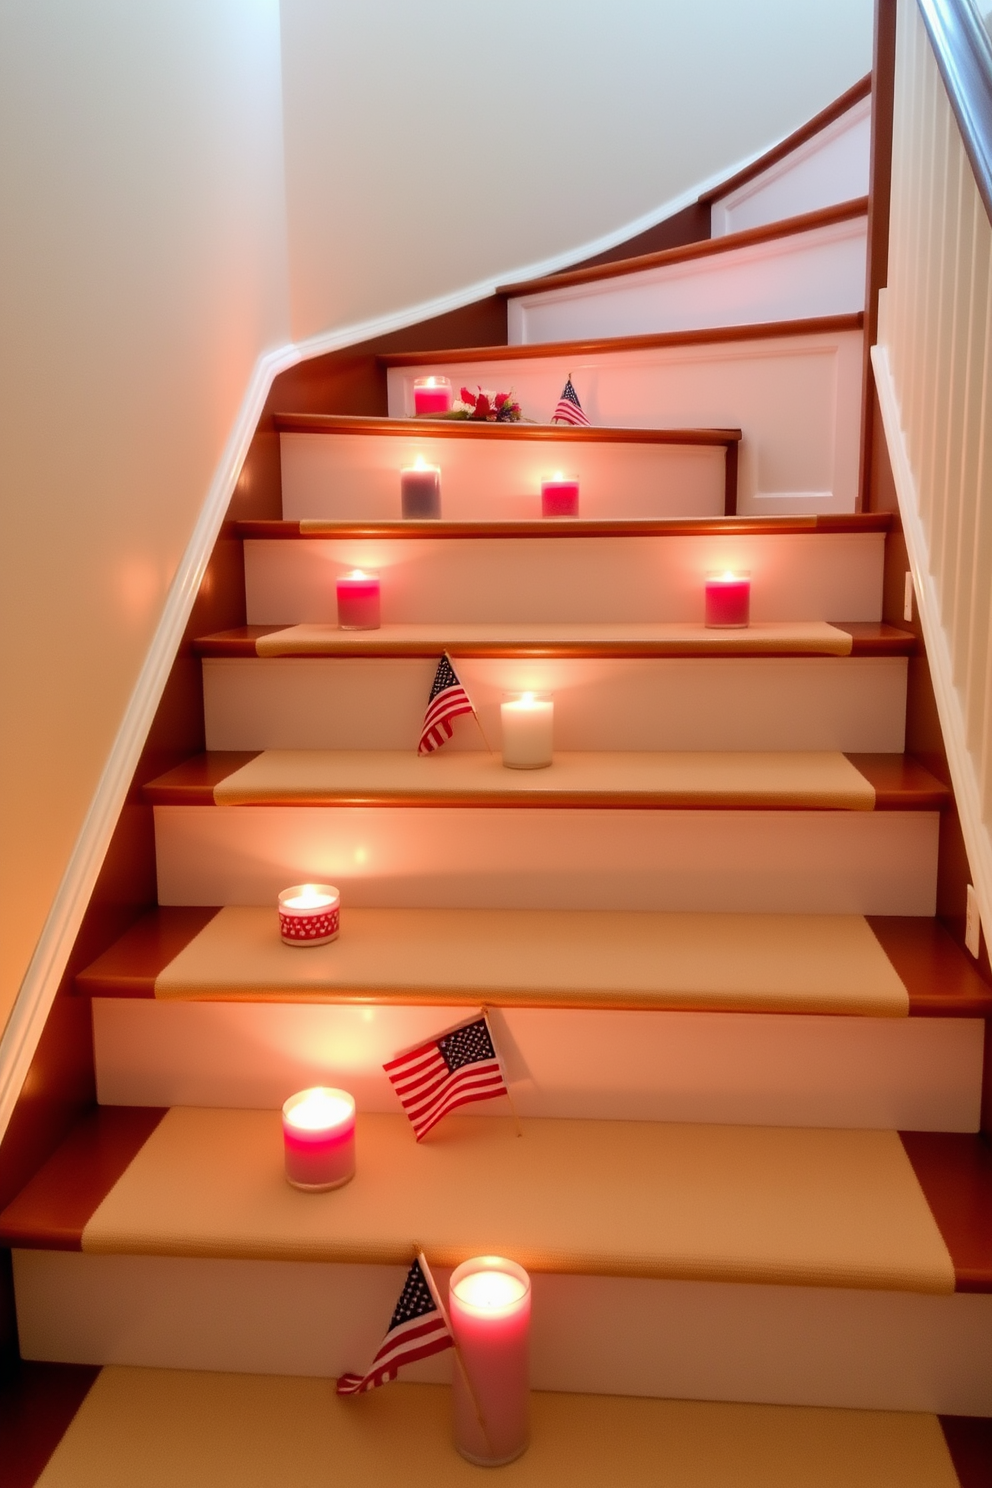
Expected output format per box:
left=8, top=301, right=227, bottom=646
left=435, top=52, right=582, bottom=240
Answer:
left=500, top=693, right=554, bottom=769
left=282, top=1087, right=356, bottom=1190
left=400, top=456, right=442, bottom=519
left=449, top=1256, right=531, bottom=1466
left=278, top=884, right=340, bottom=946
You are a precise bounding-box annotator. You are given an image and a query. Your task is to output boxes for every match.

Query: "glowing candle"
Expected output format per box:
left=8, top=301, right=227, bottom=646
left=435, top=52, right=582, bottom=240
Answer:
left=278, top=884, right=340, bottom=946
left=282, top=1087, right=356, bottom=1191
left=541, top=472, right=580, bottom=518
left=449, top=1256, right=531, bottom=1466
left=336, top=570, right=381, bottom=630
left=500, top=693, right=554, bottom=769
left=705, top=571, right=751, bottom=628
left=413, top=376, right=453, bottom=416
left=400, top=456, right=442, bottom=519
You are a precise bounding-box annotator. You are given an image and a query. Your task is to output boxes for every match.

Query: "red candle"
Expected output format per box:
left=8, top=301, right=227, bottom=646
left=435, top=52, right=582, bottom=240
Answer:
left=336, top=570, right=381, bottom=630
left=413, top=376, right=453, bottom=416
left=278, top=884, right=340, bottom=946
left=282, top=1087, right=356, bottom=1190
left=541, top=472, right=580, bottom=518
left=449, top=1256, right=531, bottom=1466
left=705, top=571, right=751, bottom=628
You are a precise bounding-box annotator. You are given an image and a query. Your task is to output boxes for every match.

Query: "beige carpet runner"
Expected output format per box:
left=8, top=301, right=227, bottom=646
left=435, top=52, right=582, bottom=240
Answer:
left=80, top=1109, right=954, bottom=1293
left=211, top=749, right=877, bottom=809
left=36, top=1372, right=959, bottom=1488
left=154, top=906, right=909, bottom=1016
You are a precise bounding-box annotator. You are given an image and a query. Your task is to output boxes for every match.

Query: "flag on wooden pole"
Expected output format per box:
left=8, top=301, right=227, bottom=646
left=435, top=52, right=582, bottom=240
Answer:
left=384, top=1013, right=509, bottom=1141
left=336, top=1254, right=453, bottom=1396
left=418, top=652, right=475, bottom=754
left=551, top=375, right=591, bottom=426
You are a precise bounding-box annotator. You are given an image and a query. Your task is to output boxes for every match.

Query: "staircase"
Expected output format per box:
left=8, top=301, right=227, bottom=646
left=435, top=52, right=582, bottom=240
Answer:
left=3, top=73, right=992, bottom=1487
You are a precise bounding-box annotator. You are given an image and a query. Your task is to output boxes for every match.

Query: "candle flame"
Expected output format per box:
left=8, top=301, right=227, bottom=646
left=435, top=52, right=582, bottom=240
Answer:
left=554, top=470, right=563, bottom=481
left=285, top=1089, right=353, bottom=1132
left=282, top=884, right=335, bottom=910
left=453, top=1270, right=528, bottom=1311
left=347, top=569, right=369, bottom=581
left=414, top=454, right=427, bottom=471
left=721, top=571, right=739, bottom=582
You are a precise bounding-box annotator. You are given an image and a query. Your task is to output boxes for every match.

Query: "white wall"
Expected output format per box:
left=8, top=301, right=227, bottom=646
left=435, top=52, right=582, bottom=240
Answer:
left=279, top=0, right=874, bottom=342
left=0, top=0, right=291, bottom=1038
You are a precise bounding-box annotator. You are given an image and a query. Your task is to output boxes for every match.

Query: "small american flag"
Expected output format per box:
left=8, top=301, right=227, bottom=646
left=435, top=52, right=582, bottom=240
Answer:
left=551, top=375, right=590, bottom=427
left=384, top=1014, right=508, bottom=1141
left=418, top=652, right=474, bottom=754
left=336, top=1255, right=453, bottom=1396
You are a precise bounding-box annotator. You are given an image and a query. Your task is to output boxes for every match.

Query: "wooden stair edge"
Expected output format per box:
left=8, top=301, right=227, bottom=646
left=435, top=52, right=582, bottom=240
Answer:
left=496, top=197, right=869, bottom=301
left=376, top=312, right=866, bottom=368
left=232, top=513, right=892, bottom=540
left=272, top=413, right=742, bottom=445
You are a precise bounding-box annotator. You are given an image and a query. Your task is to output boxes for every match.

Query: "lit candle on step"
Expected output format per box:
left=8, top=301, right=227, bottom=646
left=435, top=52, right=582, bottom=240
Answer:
left=336, top=570, right=381, bottom=630
left=541, top=471, right=580, bottom=518
left=282, top=1087, right=356, bottom=1191
left=400, top=456, right=442, bottom=519
left=449, top=1256, right=531, bottom=1466
left=413, top=376, right=453, bottom=416
left=705, top=571, right=750, bottom=628
left=501, top=692, right=554, bottom=769
left=278, top=883, right=340, bottom=946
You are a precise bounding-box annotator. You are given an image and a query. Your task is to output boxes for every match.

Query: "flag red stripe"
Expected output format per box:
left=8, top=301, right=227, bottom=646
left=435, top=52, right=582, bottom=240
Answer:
left=413, top=1080, right=512, bottom=1138
left=403, top=1062, right=503, bottom=1120
left=408, top=1070, right=507, bottom=1130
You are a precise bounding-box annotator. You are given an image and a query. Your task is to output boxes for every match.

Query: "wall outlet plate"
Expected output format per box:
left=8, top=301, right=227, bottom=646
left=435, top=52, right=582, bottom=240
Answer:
left=966, top=883, right=982, bottom=958
left=904, top=571, right=914, bottom=624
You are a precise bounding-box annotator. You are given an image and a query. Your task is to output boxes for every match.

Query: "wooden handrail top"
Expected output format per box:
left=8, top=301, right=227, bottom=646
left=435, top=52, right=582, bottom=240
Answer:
left=498, top=198, right=869, bottom=300
left=919, top=0, right=992, bottom=228
left=232, top=513, right=891, bottom=541
left=699, top=73, right=873, bottom=205
left=272, top=413, right=742, bottom=446
left=377, top=313, right=865, bottom=369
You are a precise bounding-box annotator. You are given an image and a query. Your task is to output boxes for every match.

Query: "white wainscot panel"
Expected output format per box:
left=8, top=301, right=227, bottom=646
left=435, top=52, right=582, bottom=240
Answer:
left=93, top=999, right=982, bottom=1133
left=245, top=530, right=883, bottom=626
left=384, top=332, right=864, bottom=515
left=507, top=217, right=867, bottom=350
left=203, top=656, right=907, bottom=755
left=16, top=1251, right=992, bottom=1414
left=154, top=806, right=938, bottom=916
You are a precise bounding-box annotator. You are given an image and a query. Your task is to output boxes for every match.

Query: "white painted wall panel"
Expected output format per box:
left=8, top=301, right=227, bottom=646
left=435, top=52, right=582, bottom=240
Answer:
left=280, top=432, right=724, bottom=523
left=507, top=217, right=867, bottom=347
left=93, top=999, right=983, bottom=1133
left=245, top=532, right=884, bottom=626
left=154, top=806, right=939, bottom=916
left=384, top=332, right=864, bottom=515
left=16, top=1251, right=992, bottom=1414
left=203, top=657, right=907, bottom=755
left=711, top=98, right=871, bottom=236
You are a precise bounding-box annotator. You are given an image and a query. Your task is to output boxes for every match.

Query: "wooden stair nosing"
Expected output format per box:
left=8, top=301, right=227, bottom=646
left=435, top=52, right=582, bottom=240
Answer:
left=0, top=1361, right=101, bottom=1488
left=75, top=906, right=992, bottom=1019
left=2, top=1104, right=991, bottom=1292
left=233, top=513, right=892, bottom=540
left=141, top=751, right=949, bottom=811
left=496, top=197, right=869, bottom=301
left=271, top=412, right=742, bottom=446
left=376, top=311, right=866, bottom=368
left=192, top=622, right=915, bottom=661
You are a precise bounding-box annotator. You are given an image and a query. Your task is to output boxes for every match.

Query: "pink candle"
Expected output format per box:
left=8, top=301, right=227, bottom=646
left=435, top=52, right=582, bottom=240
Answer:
left=278, top=884, right=340, bottom=946
left=282, top=1087, right=356, bottom=1191
left=541, top=472, right=580, bottom=518
left=413, top=376, right=453, bottom=416
left=449, top=1256, right=530, bottom=1466
left=705, top=571, right=750, bottom=628
left=336, top=570, right=381, bottom=630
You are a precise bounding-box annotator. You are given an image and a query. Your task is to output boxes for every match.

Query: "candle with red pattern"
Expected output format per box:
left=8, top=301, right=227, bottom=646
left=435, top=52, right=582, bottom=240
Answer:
left=278, top=884, right=340, bottom=946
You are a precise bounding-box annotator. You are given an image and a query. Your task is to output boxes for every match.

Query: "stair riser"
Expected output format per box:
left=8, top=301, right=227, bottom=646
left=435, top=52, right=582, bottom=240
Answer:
left=92, top=1000, right=983, bottom=1132
left=508, top=216, right=867, bottom=345
left=384, top=329, right=862, bottom=515
left=204, top=657, right=907, bottom=754
left=154, top=806, right=939, bottom=915
left=16, top=1251, right=992, bottom=1414
left=280, top=432, right=726, bottom=523
left=244, top=531, right=885, bottom=626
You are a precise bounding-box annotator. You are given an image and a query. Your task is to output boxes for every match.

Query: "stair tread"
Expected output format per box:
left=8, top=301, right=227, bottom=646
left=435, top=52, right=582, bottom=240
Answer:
left=377, top=311, right=866, bottom=367
left=498, top=198, right=868, bottom=300
left=143, top=750, right=947, bottom=811
left=195, top=620, right=913, bottom=660
left=75, top=907, right=992, bottom=1018
left=235, top=513, right=890, bottom=538
left=31, top=1369, right=963, bottom=1488
left=273, top=412, right=741, bottom=445
left=0, top=1107, right=966, bottom=1294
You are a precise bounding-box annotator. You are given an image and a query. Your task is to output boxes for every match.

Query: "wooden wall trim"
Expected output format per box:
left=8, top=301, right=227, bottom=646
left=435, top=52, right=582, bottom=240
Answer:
left=859, top=0, right=898, bottom=510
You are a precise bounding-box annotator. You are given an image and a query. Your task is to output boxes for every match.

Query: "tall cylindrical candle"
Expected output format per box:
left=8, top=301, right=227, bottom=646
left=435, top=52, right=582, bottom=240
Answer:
left=401, top=459, right=442, bottom=519
left=413, top=376, right=453, bottom=416
left=282, top=1087, right=356, bottom=1191
left=336, top=570, right=381, bottom=630
left=449, top=1256, right=531, bottom=1467
left=541, top=472, right=580, bottom=518
left=278, top=884, right=340, bottom=946
left=501, top=693, right=553, bottom=769
left=705, top=571, right=751, bottom=628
